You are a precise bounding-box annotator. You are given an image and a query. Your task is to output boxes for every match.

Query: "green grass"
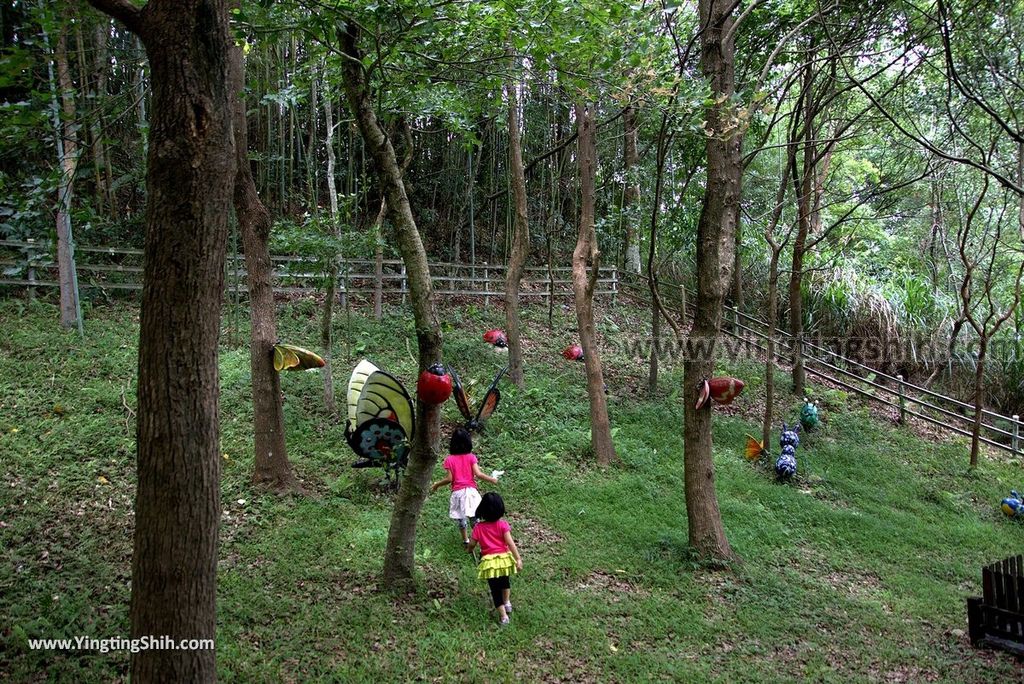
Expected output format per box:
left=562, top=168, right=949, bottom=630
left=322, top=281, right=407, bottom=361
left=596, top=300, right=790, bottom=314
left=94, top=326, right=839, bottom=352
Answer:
left=1, top=296, right=1022, bottom=682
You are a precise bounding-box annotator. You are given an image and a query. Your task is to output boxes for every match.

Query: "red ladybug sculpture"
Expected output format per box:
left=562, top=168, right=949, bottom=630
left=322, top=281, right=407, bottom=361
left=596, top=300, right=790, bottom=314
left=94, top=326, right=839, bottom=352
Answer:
left=483, top=329, right=508, bottom=348
left=694, top=376, right=745, bottom=410
left=417, top=363, right=453, bottom=405
left=562, top=344, right=584, bottom=361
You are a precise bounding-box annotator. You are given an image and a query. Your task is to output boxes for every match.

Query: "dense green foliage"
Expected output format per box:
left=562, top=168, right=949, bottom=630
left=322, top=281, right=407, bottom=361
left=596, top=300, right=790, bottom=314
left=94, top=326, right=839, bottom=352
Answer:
left=2, top=1, right=1021, bottom=413
left=2, top=298, right=1022, bottom=681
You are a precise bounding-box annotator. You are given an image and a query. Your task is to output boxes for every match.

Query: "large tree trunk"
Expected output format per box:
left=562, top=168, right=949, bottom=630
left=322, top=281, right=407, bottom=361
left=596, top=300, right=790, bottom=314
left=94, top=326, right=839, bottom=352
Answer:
left=86, top=1, right=234, bottom=680
left=229, top=43, right=295, bottom=492
left=339, top=24, right=444, bottom=591
left=683, top=0, right=739, bottom=562
left=504, top=63, right=530, bottom=388
left=623, top=104, right=642, bottom=274
left=572, top=102, right=616, bottom=466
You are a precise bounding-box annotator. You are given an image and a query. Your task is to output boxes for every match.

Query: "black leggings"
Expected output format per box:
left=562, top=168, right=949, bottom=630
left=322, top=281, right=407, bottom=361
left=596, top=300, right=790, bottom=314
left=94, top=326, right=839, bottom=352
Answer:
left=487, top=575, right=510, bottom=607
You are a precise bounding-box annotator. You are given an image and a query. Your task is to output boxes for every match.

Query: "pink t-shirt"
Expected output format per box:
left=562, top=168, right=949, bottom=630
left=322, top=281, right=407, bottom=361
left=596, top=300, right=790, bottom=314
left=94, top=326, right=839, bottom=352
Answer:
left=472, top=519, right=511, bottom=556
left=443, top=453, right=478, bottom=491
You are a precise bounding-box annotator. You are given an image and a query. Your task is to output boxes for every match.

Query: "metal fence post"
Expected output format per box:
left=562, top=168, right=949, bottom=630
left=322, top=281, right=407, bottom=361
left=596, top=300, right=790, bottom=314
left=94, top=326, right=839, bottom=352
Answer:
left=611, top=266, right=618, bottom=305
left=896, top=374, right=906, bottom=425
left=400, top=264, right=407, bottom=305
left=483, top=262, right=489, bottom=309
left=1013, top=415, right=1020, bottom=456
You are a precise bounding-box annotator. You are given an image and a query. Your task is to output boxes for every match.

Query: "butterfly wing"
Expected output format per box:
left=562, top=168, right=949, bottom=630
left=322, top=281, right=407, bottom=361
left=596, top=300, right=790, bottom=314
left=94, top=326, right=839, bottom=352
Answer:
left=347, top=359, right=379, bottom=433
left=357, top=370, right=415, bottom=439
left=474, top=366, right=507, bottom=426
left=448, top=366, right=474, bottom=422
left=347, top=417, right=410, bottom=462
left=744, top=434, right=765, bottom=460
left=273, top=343, right=326, bottom=371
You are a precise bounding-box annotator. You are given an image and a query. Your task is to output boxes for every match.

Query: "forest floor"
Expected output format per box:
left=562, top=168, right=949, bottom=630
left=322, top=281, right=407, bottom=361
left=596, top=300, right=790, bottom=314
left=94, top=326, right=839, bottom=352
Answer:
left=2, top=295, right=1023, bottom=682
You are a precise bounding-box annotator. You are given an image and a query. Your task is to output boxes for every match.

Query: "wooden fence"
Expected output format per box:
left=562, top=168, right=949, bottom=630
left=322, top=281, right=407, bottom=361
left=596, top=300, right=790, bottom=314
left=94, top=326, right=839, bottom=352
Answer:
left=968, top=555, right=1024, bottom=656
left=618, top=271, right=1024, bottom=458
left=0, top=239, right=618, bottom=302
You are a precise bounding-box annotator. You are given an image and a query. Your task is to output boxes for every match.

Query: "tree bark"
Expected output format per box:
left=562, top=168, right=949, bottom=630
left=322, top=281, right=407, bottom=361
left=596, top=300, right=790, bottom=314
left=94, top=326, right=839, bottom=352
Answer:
left=340, top=24, right=444, bottom=591
left=623, top=104, right=642, bottom=274
left=969, top=338, right=987, bottom=468
left=788, top=60, right=813, bottom=396
left=321, top=93, right=341, bottom=413
left=505, top=64, right=530, bottom=388
left=229, top=43, right=295, bottom=492
left=572, top=102, right=616, bottom=466
left=762, top=248, right=781, bottom=449
left=53, top=22, right=81, bottom=330
left=86, top=0, right=234, bottom=679
left=683, top=0, right=740, bottom=562
left=87, top=20, right=117, bottom=218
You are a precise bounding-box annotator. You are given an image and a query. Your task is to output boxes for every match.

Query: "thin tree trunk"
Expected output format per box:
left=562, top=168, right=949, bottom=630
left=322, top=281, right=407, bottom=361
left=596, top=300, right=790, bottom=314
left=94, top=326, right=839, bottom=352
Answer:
left=230, top=44, right=295, bottom=491
left=321, top=271, right=338, bottom=415
left=788, top=65, right=812, bottom=395
left=340, top=24, right=443, bottom=591
left=646, top=114, right=671, bottom=395
left=623, top=104, right=642, bottom=274
left=368, top=197, right=387, bottom=319
left=91, top=21, right=117, bottom=219
left=505, top=63, right=529, bottom=388
left=969, top=340, right=987, bottom=468
left=133, top=36, right=147, bottom=159
left=731, top=221, right=744, bottom=315
left=683, top=0, right=739, bottom=562
left=572, top=101, right=616, bottom=466
left=86, top=1, right=234, bottom=679
left=306, top=63, right=319, bottom=209
left=52, top=22, right=81, bottom=330
left=762, top=249, right=781, bottom=448
left=321, top=91, right=339, bottom=415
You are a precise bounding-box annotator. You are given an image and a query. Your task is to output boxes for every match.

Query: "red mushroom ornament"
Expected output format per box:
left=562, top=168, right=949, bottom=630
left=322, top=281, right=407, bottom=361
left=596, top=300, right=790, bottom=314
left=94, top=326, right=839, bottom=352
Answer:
left=483, top=329, right=508, bottom=348
left=417, top=363, right=453, bottom=405
left=562, top=344, right=584, bottom=361
left=694, top=376, right=745, bottom=410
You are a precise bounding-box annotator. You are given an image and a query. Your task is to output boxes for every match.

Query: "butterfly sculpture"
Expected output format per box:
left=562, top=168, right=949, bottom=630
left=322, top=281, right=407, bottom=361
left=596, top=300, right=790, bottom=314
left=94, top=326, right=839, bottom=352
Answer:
left=775, top=422, right=800, bottom=480
left=694, top=377, right=745, bottom=410
left=744, top=434, right=765, bottom=461
left=272, top=343, right=325, bottom=371
left=449, top=365, right=506, bottom=432
left=1001, top=490, right=1023, bottom=518
left=800, top=398, right=820, bottom=431
left=344, top=359, right=416, bottom=481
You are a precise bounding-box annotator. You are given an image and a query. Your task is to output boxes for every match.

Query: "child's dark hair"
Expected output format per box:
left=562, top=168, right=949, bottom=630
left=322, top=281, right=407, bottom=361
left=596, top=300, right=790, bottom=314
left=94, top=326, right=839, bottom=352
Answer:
left=475, top=492, right=506, bottom=522
left=449, top=427, right=473, bottom=455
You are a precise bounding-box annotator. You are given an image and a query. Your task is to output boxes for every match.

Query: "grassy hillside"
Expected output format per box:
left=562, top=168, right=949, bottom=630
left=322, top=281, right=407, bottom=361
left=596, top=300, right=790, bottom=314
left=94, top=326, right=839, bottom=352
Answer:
left=1, top=296, right=1022, bottom=682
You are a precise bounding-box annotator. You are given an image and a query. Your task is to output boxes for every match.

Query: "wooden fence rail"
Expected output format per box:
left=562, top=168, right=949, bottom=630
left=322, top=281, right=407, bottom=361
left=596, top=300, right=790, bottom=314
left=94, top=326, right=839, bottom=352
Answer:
left=0, top=240, right=618, bottom=301
left=618, top=271, right=1024, bottom=459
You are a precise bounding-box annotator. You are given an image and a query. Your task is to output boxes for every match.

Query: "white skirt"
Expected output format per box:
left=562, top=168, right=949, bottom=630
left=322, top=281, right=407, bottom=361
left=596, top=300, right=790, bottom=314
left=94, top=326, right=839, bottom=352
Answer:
left=449, top=487, right=482, bottom=520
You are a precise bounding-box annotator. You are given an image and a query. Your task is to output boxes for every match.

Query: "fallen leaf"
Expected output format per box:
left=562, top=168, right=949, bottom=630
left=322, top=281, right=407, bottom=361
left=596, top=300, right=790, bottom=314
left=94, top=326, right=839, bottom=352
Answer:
left=97, top=476, right=109, bottom=484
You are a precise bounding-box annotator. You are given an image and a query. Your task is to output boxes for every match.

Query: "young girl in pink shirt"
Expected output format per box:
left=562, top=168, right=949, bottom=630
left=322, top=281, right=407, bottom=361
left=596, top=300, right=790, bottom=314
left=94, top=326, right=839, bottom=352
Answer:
left=430, top=428, right=499, bottom=545
left=466, top=492, right=523, bottom=625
